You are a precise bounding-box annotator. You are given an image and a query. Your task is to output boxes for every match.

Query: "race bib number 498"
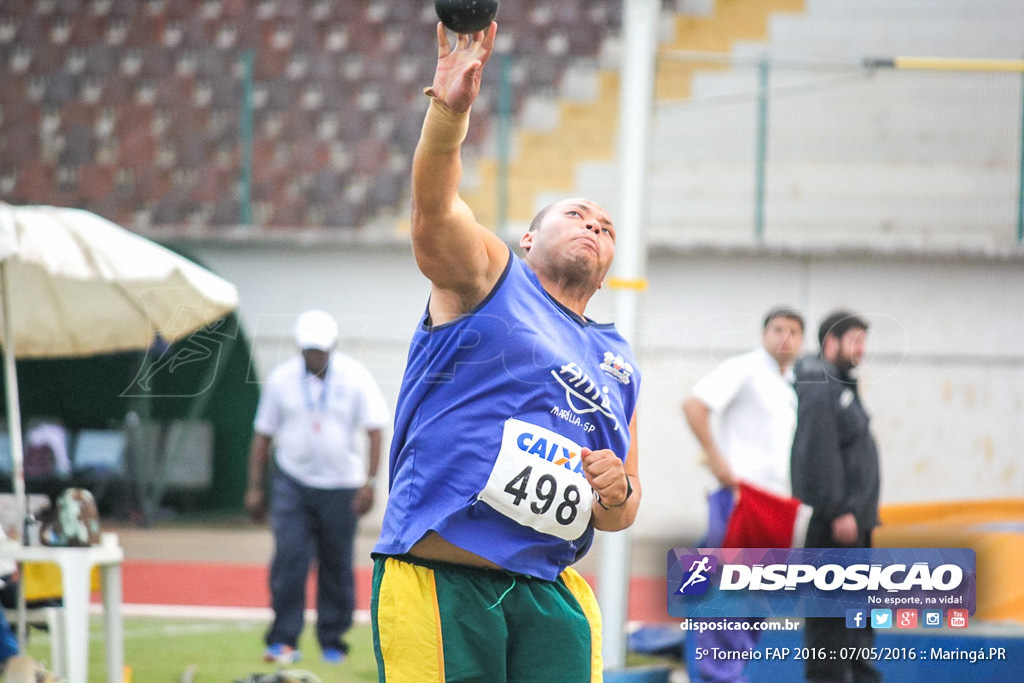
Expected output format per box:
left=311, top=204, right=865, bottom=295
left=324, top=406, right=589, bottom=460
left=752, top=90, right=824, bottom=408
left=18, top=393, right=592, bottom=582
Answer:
left=477, top=419, right=594, bottom=541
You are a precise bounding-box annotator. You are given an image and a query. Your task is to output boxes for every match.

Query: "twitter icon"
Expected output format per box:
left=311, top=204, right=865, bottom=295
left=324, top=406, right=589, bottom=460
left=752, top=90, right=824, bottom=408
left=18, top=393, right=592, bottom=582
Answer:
left=871, top=609, right=892, bottom=629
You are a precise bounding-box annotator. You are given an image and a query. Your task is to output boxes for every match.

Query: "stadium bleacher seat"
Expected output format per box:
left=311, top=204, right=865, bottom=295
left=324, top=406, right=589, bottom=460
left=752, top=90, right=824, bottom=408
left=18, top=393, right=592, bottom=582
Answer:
left=208, top=194, right=240, bottom=226
left=58, top=123, right=96, bottom=165
left=11, top=0, right=1013, bottom=243
left=75, top=161, right=117, bottom=203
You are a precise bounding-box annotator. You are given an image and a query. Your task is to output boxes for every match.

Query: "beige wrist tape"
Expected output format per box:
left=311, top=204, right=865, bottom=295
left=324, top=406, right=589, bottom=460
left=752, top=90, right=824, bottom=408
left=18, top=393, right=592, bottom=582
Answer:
left=420, top=87, right=470, bottom=153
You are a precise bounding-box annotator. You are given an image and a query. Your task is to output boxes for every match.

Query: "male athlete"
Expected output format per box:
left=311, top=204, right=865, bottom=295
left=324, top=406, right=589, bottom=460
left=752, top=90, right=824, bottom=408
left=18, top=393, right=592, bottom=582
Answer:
left=371, top=22, right=642, bottom=683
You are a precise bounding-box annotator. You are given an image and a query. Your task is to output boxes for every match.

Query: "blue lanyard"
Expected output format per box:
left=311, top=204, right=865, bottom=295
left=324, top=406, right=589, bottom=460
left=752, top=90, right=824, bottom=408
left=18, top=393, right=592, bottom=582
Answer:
left=302, top=366, right=330, bottom=418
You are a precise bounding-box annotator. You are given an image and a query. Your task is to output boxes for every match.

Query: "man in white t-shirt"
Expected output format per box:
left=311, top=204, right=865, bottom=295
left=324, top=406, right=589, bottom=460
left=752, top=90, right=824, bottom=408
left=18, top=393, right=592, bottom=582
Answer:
left=681, top=306, right=804, bottom=683
left=245, top=310, right=389, bottom=665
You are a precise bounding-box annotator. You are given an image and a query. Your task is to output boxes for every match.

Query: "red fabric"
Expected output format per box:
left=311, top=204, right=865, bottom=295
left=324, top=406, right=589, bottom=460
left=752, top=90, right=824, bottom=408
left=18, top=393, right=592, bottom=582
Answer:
left=722, top=481, right=810, bottom=548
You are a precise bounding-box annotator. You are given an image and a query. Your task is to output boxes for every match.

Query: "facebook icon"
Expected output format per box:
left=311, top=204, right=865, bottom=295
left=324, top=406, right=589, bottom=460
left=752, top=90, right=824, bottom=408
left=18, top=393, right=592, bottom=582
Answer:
left=845, top=609, right=867, bottom=629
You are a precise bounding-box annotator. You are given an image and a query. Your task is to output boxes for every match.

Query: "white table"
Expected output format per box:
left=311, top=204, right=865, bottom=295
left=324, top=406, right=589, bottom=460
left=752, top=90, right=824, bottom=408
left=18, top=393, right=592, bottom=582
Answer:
left=0, top=537, right=124, bottom=683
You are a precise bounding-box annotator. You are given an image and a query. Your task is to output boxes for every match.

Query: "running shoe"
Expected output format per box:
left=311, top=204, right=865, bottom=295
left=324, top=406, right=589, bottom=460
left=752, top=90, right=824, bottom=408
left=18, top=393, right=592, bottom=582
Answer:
left=263, top=643, right=302, bottom=664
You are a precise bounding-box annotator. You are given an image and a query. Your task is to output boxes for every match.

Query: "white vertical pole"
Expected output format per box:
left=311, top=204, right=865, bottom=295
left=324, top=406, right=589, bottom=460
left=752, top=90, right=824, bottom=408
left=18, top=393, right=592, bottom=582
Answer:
left=1, top=261, right=26, bottom=530
left=600, top=0, right=659, bottom=670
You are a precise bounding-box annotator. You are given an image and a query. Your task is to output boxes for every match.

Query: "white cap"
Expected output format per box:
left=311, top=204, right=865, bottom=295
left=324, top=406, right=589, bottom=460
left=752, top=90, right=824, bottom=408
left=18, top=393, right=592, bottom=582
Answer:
left=294, top=310, right=338, bottom=351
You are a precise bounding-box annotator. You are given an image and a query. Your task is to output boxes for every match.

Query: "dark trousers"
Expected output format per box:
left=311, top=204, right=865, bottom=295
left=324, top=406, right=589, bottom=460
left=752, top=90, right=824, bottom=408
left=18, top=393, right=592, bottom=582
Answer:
left=805, top=617, right=881, bottom=683
left=803, top=522, right=882, bottom=683
left=688, top=488, right=763, bottom=682
left=266, top=469, right=358, bottom=651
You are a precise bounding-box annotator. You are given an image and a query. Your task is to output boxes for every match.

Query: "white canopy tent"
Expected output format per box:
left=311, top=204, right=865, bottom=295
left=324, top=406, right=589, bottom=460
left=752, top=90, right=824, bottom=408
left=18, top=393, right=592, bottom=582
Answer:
left=0, top=202, right=239, bottom=536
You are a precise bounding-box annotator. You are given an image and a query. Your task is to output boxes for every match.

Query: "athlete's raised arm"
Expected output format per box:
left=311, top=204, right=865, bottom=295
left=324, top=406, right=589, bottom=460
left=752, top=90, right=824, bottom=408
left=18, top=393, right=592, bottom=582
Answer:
left=411, top=22, right=508, bottom=324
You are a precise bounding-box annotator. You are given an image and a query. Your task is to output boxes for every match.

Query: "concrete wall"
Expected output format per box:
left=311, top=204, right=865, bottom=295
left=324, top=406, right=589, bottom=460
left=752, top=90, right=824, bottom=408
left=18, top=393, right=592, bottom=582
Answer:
left=172, top=236, right=1024, bottom=548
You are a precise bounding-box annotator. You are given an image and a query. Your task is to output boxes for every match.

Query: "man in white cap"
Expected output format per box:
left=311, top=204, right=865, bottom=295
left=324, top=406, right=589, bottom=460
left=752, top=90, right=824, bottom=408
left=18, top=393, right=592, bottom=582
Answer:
left=246, top=310, right=389, bottom=665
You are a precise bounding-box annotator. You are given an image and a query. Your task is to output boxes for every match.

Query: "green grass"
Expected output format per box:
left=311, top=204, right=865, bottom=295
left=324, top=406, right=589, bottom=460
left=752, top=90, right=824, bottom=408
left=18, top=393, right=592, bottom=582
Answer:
left=24, top=617, right=380, bottom=682
left=22, top=615, right=679, bottom=682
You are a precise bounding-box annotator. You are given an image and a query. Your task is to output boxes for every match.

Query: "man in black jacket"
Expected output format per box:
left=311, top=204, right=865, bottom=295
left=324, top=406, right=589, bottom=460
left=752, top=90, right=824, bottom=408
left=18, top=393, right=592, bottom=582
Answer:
left=791, top=310, right=882, bottom=683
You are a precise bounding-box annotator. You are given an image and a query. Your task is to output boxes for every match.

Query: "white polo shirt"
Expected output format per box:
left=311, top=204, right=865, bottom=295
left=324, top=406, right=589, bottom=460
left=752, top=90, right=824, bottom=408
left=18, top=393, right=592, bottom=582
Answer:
left=692, top=345, right=797, bottom=495
left=254, top=351, right=389, bottom=489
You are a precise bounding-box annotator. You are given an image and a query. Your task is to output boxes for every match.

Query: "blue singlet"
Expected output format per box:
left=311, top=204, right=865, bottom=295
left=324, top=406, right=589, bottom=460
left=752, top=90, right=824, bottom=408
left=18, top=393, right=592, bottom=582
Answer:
left=373, top=250, right=641, bottom=581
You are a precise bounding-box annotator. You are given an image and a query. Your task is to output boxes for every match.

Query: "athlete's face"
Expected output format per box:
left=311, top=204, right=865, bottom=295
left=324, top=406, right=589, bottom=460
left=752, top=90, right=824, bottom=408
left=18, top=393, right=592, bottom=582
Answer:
left=520, top=198, right=616, bottom=287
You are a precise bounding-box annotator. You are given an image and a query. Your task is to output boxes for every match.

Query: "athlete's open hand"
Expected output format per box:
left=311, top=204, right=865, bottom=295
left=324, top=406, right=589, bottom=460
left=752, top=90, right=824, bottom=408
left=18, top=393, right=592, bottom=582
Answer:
left=430, top=21, right=497, bottom=114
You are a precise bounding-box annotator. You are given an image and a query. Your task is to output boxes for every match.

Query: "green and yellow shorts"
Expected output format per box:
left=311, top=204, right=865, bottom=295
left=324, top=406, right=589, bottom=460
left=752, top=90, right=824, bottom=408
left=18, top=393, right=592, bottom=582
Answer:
left=371, top=555, right=603, bottom=683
